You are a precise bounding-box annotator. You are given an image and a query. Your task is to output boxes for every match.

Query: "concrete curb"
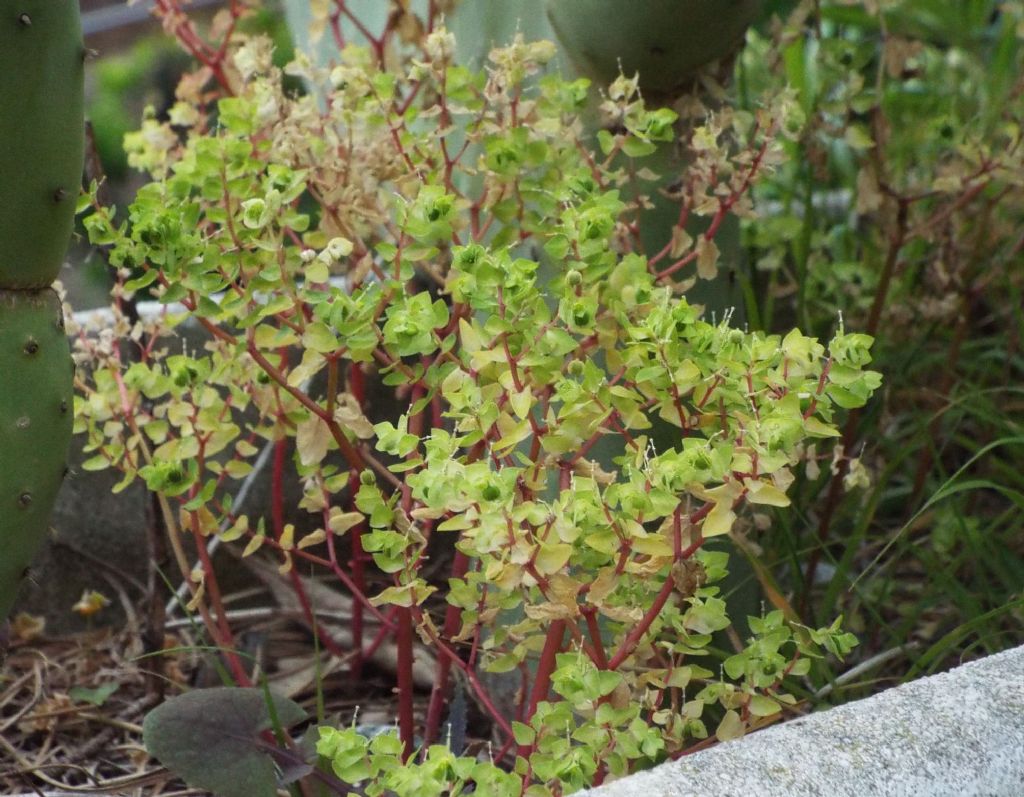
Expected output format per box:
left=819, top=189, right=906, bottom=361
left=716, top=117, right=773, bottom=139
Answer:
left=583, top=645, right=1024, bottom=797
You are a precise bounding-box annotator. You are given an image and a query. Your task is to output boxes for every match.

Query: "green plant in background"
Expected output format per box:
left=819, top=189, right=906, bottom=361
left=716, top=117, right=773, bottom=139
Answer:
left=75, top=5, right=874, bottom=792
left=88, top=38, right=190, bottom=182
left=0, top=1, right=83, bottom=619
left=732, top=0, right=1024, bottom=689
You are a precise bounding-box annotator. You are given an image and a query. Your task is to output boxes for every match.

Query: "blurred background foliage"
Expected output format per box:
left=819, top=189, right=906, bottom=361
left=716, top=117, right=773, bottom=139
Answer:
left=735, top=0, right=1024, bottom=695
left=76, top=0, right=1022, bottom=700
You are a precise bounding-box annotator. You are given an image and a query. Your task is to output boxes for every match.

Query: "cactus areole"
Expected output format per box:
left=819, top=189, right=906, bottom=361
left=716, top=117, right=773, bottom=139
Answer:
left=0, top=1, right=83, bottom=619
left=545, top=0, right=761, bottom=98
left=0, top=290, right=74, bottom=617
left=0, top=0, right=85, bottom=288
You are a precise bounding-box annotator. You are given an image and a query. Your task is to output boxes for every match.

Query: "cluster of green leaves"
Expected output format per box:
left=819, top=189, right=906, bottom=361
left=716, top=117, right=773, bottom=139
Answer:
left=317, top=726, right=520, bottom=797
left=315, top=603, right=855, bottom=797
left=740, top=0, right=1024, bottom=333
left=75, top=17, right=876, bottom=796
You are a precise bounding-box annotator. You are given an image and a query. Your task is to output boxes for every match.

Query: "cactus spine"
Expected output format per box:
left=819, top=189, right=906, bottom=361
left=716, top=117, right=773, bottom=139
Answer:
left=0, top=1, right=83, bottom=619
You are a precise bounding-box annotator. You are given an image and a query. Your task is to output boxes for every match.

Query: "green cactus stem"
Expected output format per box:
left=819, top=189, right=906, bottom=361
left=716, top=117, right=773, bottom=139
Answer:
left=545, top=0, right=761, bottom=99
left=0, top=0, right=83, bottom=619
left=0, top=0, right=86, bottom=288
left=0, top=289, right=74, bottom=618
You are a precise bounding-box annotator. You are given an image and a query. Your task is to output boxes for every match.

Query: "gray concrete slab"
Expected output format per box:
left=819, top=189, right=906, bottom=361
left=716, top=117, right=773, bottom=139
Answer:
left=583, top=645, right=1024, bottom=797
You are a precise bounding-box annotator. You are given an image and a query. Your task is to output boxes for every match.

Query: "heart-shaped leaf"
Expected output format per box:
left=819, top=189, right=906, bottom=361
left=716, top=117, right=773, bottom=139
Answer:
left=143, top=687, right=307, bottom=797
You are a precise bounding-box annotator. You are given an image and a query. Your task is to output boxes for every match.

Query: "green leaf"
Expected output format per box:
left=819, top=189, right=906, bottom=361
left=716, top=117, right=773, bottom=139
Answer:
left=749, top=694, right=781, bottom=717
left=804, top=416, right=841, bottom=438
left=143, top=688, right=306, bottom=797
left=369, top=581, right=438, bottom=607
left=304, top=259, right=330, bottom=283
left=535, top=541, right=573, bottom=575
left=745, top=480, right=791, bottom=508
left=302, top=322, right=339, bottom=354
left=69, top=683, right=119, bottom=706
left=512, top=721, right=536, bottom=747
left=843, top=124, right=875, bottom=151
left=715, top=709, right=745, bottom=742
left=703, top=502, right=736, bottom=537
left=621, top=136, right=657, bottom=158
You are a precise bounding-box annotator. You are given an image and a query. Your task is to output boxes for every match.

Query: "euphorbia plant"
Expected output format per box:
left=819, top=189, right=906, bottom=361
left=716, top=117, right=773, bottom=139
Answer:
left=75, top=11, right=877, bottom=795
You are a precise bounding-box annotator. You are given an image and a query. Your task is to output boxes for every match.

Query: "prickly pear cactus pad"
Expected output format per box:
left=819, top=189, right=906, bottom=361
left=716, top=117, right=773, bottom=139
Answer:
left=0, top=0, right=82, bottom=617
left=0, top=0, right=85, bottom=288
left=546, top=0, right=761, bottom=97
left=0, top=290, right=73, bottom=617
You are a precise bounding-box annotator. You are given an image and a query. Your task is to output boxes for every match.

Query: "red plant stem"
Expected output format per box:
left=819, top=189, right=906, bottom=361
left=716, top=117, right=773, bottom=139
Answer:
left=606, top=575, right=675, bottom=672
left=606, top=510, right=709, bottom=671
left=432, top=394, right=444, bottom=428
left=347, top=363, right=368, bottom=677
left=414, top=609, right=516, bottom=742
left=347, top=474, right=366, bottom=680
left=190, top=520, right=251, bottom=686
left=396, top=607, right=416, bottom=761
left=269, top=438, right=348, bottom=659
left=517, top=620, right=567, bottom=758
left=301, top=538, right=393, bottom=627
left=338, top=1, right=385, bottom=64
left=107, top=368, right=246, bottom=683
left=271, top=438, right=286, bottom=541
left=393, top=375, right=428, bottom=761
left=287, top=567, right=348, bottom=660
left=330, top=16, right=345, bottom=50
left=422, top=550, right=470, bottom=747
left=865, top=199, right=909, bottom=337
left=362, top=607, right=400, bottom=660
left=349, top=362, right=366, bottom=404
left=246, top=338, right=367, bottom=473
left=153, top=0, right=232, bottom=92
left=654, top=133, right=770, bottom=281
left=493, top=735, right=517, bottom=768
left=648, top=201, right=692, bottom=267
left=582, top=608, right=609, bottom=669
